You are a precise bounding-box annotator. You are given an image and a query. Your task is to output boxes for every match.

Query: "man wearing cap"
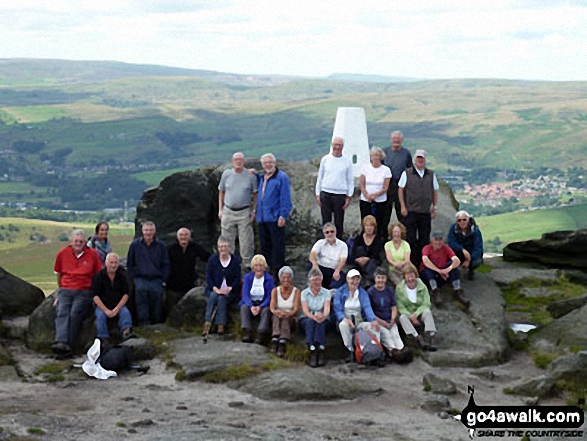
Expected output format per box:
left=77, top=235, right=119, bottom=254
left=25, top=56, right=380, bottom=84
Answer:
left=315, top=137, right=354, bottom=240
left=383, top=131, right=412, bottom=226
left=420, top=232, right=469, bottom=307
left=398, top=149, right=438, bottom=269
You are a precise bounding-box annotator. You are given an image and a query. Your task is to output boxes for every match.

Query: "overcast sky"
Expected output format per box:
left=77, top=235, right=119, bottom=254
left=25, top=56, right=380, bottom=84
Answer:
left=1, top=0, right=586, bottom=81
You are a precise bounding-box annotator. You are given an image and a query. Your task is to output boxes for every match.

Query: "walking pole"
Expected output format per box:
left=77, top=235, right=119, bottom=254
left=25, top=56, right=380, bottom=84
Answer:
left=202, top=306, right=217, bottom=344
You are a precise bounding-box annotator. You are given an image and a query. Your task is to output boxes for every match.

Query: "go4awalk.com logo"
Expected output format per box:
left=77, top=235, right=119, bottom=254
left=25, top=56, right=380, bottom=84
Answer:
left=454, top=386, right=585, bottom=439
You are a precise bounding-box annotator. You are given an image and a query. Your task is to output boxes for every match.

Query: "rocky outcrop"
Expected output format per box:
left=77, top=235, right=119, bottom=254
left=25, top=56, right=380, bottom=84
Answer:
left=503, top=229, right=587, bottom=269
left=232, top=368, right=380, bottom=401
left=548, top=351, right=587, bottom=381
left=167, top=287, right=208, bottom=328
left=0, top=267, right=44, bottom=317
left=422, top=373, right=457, bottom=395
left=530, top=303, right=587, bottom=349
left=546, top=294, right=587, bottom=319
left=508, top=375, right=556, bottom=398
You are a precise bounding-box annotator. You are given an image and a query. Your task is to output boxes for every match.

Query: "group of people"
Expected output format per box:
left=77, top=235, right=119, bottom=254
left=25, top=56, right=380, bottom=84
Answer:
left=51, top=131, right=483, bottom=367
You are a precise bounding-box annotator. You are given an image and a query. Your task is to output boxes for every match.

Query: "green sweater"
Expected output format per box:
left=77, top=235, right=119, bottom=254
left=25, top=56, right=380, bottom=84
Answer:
left=395, top=278, right=431, bottom=317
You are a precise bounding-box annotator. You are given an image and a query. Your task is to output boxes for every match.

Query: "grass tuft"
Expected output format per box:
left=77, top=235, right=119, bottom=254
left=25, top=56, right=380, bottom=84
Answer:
left=27, top=427, right=46, bottom=435
left=530, top=350, right=560, bottom=370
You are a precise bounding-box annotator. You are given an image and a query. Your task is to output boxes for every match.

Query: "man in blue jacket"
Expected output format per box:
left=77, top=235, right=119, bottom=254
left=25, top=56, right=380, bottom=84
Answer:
left=127, top=221, right=170, bottom=326
left=256, top=153, right=293, bottom=277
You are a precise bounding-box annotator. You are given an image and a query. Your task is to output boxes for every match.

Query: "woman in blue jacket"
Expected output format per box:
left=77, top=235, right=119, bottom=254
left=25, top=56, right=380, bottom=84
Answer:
left=447, top=210, right=483, bottom=280
left=333, top=269, right=380, bottom=362
left=239, top=254, right=274, bottom=344
left=203, top=236, right=241, bottom=336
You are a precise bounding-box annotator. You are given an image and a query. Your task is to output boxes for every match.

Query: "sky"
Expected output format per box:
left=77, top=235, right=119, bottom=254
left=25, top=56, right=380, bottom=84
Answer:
left=1, top=0, right=587, bottom=81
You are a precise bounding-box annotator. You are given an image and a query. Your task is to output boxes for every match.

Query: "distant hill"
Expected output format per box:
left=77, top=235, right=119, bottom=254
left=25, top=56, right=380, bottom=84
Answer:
left=328, top=73, right=423, bottom=83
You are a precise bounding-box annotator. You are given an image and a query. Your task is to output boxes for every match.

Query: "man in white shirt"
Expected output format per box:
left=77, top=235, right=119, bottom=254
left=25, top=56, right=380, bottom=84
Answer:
left=309, top=223, right=348, bottom=289
left=315, top=137, right=354, bottom=239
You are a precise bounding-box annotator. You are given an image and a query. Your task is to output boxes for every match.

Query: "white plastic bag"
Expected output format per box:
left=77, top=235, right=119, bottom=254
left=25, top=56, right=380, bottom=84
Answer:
left=81, top=338, right=117, bottom=380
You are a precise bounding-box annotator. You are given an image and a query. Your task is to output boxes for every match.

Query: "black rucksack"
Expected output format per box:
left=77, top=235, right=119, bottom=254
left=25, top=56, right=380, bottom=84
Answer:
left=98, top=345, right=132, bottom=371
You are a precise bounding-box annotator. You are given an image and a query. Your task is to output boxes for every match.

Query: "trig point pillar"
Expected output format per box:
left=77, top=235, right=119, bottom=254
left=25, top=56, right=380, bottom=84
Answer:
left=331, top=107, right=370, bottom=177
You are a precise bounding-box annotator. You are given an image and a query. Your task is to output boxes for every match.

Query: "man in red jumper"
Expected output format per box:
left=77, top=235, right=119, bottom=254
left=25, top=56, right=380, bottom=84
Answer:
left=52, top=229, right=102, bottom=356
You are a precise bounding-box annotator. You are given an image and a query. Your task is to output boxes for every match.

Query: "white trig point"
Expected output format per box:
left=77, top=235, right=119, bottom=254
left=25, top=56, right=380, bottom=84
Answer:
left=331, top=107, right=370, bottom=177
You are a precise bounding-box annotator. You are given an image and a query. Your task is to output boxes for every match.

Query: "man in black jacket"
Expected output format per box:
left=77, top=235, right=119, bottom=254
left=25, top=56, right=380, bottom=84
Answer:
left=165, top=228, right=211, bottom=318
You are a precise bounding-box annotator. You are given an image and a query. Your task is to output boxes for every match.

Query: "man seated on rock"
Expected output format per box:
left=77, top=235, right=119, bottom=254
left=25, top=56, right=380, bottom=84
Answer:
left=367, top=267, right=404, bottom=358
left=92, top=253, right=133, bottom=344
left=52, top=229, right=102, bottom=356
left=420, top=231, right=469, bottom=307
left=166, top=227, right=211, bottom=319
left=309, top=222, right=348, bottom=289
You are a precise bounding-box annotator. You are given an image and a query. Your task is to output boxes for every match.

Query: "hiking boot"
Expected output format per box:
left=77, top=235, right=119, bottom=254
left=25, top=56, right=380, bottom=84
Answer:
left=417, top=334, right=429, bottom=350
left=202, top=322, right=211, bottom=337
left=255, top=333, right=267, bottom=345
left=270, top=339, right=279, bottom=353
left=51, top=341, right=71, bottom=354
left=345, top=349, right=355, bottom=364
left=455, top=289, right=471, bottom=308
left=121, top=328, right=133, bottom=341
left=431, top=288, right=442, bottom=306
left=308, top=349, right=318, bottom=368
left=242, top=329, right=253, bottom=343
left=277, top=342, right=286, bottom=358
left=317, top=347, right=326, bottom=366
left=425, top=332, right=437, bottom=352
left=467, top=269, right=475, bottom=281
left=217, top=324, right=225, bottom=335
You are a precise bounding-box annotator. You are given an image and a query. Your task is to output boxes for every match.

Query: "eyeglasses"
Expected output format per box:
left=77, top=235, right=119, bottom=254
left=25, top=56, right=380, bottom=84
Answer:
left=324, top=230, right=335, bottom=234
left=457, top=218, right=468, bottom=222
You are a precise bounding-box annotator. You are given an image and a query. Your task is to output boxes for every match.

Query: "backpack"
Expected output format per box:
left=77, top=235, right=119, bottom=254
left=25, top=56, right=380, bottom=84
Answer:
left=354, top=327, right=385, bottom=365
left=98, top=345, right=132, bottom=372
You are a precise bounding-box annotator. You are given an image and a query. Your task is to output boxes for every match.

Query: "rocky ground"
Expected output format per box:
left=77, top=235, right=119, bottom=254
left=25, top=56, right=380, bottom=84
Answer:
left=1, top=257, right=586, bottom=441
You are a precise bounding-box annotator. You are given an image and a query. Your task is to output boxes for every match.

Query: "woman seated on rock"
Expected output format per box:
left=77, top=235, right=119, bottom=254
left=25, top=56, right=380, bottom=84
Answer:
left=299, top=267, right=331, bottom=368
left=240, top=254, right=274, bottom=344
left=269, top=266, right=301, bottom=357
left=367, top=267, right=405, bottom=357
left=395, top=264, right=437, bottom=351
left=447, top=210, right=484, bottom=280
left=87, top=221, right=112, bottom=268
left=203, top=236, right=241, bottom=336
left=332, top=269, right=380, bottom=363
left=349, top=215, right=384, bottom=286
left=384, top=222, right=411, bottom=286
left=309, top=222, right=348, bottom=289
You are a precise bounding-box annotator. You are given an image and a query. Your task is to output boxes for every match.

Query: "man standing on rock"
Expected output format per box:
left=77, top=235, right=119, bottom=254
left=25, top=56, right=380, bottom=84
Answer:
left=165, top=227, right=211, bottom=319
left=218, top=152, right=258, bottom=269
left=92, top=253, right=133, bottom=343
left=127, top=221, right=170, bottom=326
left=52, top=229, right=102, bottom=356
left=315, top=137, right=354, bottom=240
left=398, top=149, right=438, bottom=269
left=383, top=131, right=412, bottom=228
left=420, top=232, right=469, bottom=307
left=255, top=153, right=292, bottom=277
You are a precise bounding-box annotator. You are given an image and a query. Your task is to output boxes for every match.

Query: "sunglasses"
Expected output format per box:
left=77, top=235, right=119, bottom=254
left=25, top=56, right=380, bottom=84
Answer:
left=457, top=218, right=468, bottom=222
left=324, top=230, right=335, bottom=234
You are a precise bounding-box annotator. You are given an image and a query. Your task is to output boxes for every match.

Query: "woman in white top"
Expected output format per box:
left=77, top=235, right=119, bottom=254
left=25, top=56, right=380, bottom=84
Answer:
left=269, top=266, right=300, bottom=357
left=360, top=147, right=392, bottom=239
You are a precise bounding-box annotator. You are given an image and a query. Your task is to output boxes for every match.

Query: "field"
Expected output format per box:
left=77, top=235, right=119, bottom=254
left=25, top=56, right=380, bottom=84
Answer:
left=0, top=218, right=134, bottom=293
left=477, top=204, right=587, bottom=251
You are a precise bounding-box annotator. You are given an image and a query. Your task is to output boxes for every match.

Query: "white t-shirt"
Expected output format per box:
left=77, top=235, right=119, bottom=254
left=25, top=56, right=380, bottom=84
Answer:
left=398, top=169, right=439, bottom=190
left=406, top=286, right=418, bottom=304
left=250, top=276, right=265, bottom=303
left=344, top=290, right=362, bottom=318
left=311, top=238, right=348, bottom=269
left=361, top=163, right=392, bottom=203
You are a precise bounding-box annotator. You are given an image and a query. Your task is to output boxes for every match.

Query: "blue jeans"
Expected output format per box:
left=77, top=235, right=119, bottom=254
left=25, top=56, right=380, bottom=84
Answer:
left=205, top=291, right=232, bottom=325
left=420, top=263, right=460, bottom=288
left=300, top=317, right=327, bottom=346
left=55, top=289, right=93, bottom=347
left=134, top=278, right=164, bottom=326
left=95, top=306, right=133, bottom=339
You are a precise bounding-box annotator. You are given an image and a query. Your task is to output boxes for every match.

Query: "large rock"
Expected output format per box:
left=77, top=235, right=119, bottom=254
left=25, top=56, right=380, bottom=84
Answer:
left=422, top=373, right=457, bottom=395
left=546, top=294, right=587, bottom=319
left=26, top=294, right=94, bottom=352
left=135, top=160, right=458, bottom=267
left=530, top=303, right=587, bottom=350
left=232, top=368, right=380, bottom=401
left=508, top=375, right=555, bottom=398
left=420, top=273, right=510, bottom=368
left=504, top=229, right=587, bottom=269
left=548, top=351, right=587, bottom=382
left=167, top=287, right=208, bottom=328
left=170, top=337, right=273, bottom=381
left=0, top=266, right=44, bottom=317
